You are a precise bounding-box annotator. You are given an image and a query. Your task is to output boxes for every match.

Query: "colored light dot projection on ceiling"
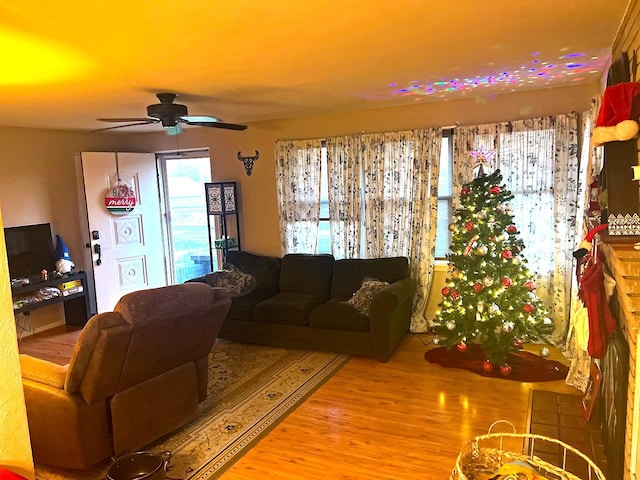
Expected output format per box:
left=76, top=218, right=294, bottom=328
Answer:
left=389, top=52, right=603, bottom=99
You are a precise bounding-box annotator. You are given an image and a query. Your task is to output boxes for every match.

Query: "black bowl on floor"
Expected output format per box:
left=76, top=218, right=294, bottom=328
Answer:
left=106, top=451, right=170, bottom=480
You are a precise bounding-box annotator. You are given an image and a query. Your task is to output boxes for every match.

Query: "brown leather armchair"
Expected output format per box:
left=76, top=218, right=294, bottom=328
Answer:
left=20, top=283, right=231, bottom=469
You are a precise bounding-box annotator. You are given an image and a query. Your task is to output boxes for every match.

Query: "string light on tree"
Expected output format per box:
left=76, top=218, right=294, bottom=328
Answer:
left=431, top=153, right=553, bottom=374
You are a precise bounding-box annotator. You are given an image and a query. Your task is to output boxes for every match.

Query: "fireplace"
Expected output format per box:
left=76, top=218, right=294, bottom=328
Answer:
left=599, top=329, right=629, bottom=480
left=598, top=239, right=639, bottom=480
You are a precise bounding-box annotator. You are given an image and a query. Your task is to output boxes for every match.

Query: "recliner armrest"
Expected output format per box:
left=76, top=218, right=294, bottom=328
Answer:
left=20, top=354, right=68, bottom=389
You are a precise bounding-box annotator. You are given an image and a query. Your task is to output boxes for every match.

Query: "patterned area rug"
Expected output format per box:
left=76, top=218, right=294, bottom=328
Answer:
left=35, top=339, right=350, bottom=480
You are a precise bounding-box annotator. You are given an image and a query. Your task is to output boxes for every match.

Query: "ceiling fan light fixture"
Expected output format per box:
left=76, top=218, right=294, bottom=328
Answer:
left=164, top=124, right=182, bottom=136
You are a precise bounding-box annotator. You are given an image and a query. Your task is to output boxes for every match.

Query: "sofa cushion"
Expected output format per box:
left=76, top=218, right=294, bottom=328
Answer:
left=308, top=300, right=370, bottom=331
left=253, top=292, right=327, bottom=326
left=224, top=251, right=282, bottom=321
left=202, top=263, right=256, bottom=297
left=226, top=251, right=281, bottom=296
left=344, top=277, right=389, bottom=315
left=279, top=254, right=334, bottom=295
left=330, top=257, right=408, bottom=299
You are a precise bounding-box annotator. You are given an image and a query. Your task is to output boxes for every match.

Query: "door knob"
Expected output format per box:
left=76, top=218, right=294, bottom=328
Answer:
left=94, top=244, right=102, bottom=266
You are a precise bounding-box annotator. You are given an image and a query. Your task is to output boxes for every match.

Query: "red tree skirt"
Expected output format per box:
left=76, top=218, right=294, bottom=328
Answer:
left=424, top=344, right=568, bottom=382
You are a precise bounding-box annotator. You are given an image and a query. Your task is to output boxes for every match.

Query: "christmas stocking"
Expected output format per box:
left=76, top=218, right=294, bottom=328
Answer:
left=579, top=260, right=617, bottom=358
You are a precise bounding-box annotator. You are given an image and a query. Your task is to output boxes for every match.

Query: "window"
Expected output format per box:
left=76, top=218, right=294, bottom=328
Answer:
left=316, top=134, right=452, bottom=258
left=317, top=143, right=331, bottom=253
left=435, top=130, right=453, bottom=259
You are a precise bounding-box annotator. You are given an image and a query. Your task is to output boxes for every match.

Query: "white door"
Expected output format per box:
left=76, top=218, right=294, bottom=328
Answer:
left=78, top=152, right=168, bottom=313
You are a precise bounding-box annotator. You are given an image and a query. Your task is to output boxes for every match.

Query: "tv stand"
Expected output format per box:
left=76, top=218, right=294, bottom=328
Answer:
left=11, top=271, right=91, bottom=327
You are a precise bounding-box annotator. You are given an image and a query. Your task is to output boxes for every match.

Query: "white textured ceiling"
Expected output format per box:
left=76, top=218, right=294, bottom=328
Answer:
left=0, top=1, right=629, bottom=132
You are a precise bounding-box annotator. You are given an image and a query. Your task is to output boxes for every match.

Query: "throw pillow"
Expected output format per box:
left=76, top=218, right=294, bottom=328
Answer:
left=344, top=276, right=389, bottom=316
left=204, top=263, right=257, bottom=297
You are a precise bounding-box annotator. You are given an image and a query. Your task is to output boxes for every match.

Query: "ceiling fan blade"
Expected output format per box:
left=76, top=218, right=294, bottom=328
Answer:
left=181, top=115, right=220, bottom=123
left=97, top=118, right=158, bottom=123
left=93, top=121, right=159, bottom=132
left=182, top=119, right=247, bottom=130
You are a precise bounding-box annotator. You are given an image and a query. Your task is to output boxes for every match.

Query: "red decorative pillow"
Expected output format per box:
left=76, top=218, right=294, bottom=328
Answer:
left=0, top=469, right=28, bottom=480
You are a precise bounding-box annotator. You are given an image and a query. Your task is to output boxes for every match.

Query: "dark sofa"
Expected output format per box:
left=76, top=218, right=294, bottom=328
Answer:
left=191, top=251, right=415, bottom=362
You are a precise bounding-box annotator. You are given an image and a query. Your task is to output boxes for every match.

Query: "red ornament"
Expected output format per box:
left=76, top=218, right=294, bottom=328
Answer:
left=482, top=360, right=494, bottom=373
left=523, top=303, right=535, bottom=314
left=456, top=342, right=467, bottom=352
left=501, top=277, right=512, bottom=287
left=461, top=187, right=471, bottom=196
left=473, top=282, right=484, bottom=293
left=465, top=221, right=474, bottom=232
left=451, top=290, right=461, bottom=301
left=441, top=286, right=451, bottom=296
left=489, top=185, right=501, bottom=195
left=513, top=338, right=523, bottom=349
left=500, top=364, right=512, bottom=376
left=501, top=249, right=513, bottom=260
left=524, top=281, right=535, bottom=291
left=506, top=225, right=518, bottom=234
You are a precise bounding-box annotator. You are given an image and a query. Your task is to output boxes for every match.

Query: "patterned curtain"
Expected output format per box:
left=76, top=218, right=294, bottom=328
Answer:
left=452, top=113, right=580, bottom=345
left=326, top=135, right=363, bottom=259
left=360, top=129, right=442, bottom=332
left=565, top=98, right=603, bottom=392
left=275, top=139, right=323, bottom=254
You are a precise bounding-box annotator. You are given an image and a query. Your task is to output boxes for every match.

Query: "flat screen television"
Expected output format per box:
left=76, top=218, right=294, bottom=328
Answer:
left=4, top=223, right=56, bottom=280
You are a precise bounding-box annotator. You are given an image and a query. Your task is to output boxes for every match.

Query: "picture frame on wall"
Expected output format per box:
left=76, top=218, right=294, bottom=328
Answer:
left=582, top=361, right=603, bottom=421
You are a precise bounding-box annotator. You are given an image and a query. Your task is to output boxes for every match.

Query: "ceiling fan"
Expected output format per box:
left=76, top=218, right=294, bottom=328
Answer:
left=96, top=93, right=247, bottom=134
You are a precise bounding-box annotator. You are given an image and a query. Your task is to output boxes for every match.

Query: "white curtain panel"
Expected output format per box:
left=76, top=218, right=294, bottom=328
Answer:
left=326, top=135, right=363, bottom=259
left=565, top=98, right=603, bottom=391
left=453, top=113, right=580, bottom=344
left=275, top=139, right=323, bottom=254
left=360, top=129, right=442, bottom=332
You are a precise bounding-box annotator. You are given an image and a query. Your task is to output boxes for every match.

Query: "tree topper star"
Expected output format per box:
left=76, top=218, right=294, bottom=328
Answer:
left=469, top=146, right=497, bottom=178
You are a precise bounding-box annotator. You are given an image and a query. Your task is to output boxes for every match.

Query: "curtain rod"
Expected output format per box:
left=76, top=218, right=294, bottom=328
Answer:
left=277, top=123, right=460, bottom=142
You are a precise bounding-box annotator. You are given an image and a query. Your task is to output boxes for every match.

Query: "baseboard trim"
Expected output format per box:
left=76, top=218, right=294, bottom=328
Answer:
left=18, top=319, right=67, bottom=338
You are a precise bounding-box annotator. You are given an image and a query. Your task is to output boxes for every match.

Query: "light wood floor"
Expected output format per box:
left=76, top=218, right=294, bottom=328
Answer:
left=19, top=325, right=82, bottom=365
left=19, top=328, right=579, bottom=479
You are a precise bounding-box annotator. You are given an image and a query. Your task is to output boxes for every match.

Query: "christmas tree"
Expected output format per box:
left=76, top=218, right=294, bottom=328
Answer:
left=432, top=163, right=553, bottom=375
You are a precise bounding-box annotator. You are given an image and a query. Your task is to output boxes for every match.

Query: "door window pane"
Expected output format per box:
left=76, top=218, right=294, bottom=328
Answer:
left=164, top=157, right=211, bottom=283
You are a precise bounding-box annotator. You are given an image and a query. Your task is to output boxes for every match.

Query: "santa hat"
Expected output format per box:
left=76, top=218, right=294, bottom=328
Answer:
left=573, top=223, right=608, bottom=259
left=592, top=82, right=640, bottom=147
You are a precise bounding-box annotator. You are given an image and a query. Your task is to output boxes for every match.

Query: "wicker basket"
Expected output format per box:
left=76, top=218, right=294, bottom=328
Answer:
left=451, top=421, right=606, bottom=480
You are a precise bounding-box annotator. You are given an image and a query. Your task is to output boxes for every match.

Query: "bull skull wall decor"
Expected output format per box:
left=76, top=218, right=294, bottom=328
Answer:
left=238, top=150, right=259, bottom=176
